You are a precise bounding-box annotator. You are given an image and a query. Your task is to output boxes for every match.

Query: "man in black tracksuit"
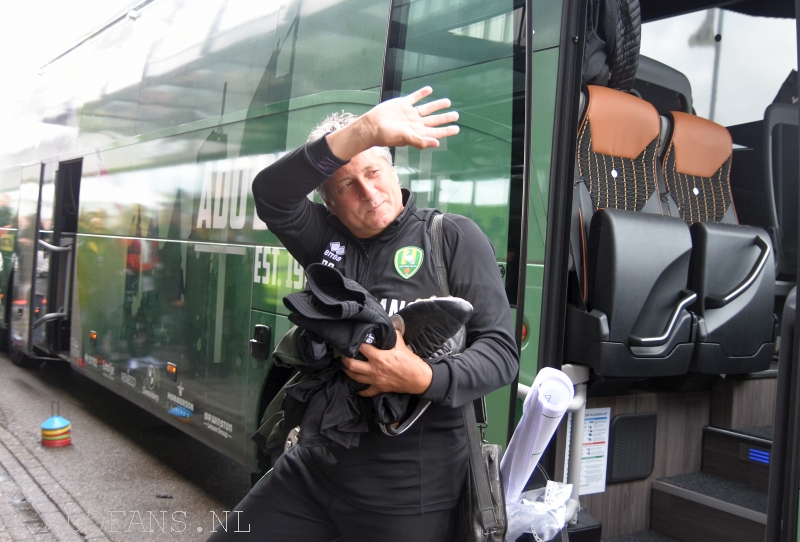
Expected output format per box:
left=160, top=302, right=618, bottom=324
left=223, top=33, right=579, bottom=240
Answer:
left=207, top=88, right=518, bottom=542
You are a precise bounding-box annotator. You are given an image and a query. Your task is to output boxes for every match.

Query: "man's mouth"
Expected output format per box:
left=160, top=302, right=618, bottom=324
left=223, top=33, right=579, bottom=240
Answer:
left=366, top=201, right=386, bottom=212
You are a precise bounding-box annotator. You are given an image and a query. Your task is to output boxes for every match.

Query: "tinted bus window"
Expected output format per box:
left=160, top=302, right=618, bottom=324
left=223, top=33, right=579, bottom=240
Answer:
left=77, top=0, right=392, bottom=247
left=387, top=0, right=521, bottom=261
left=76, top=0, right=392, bottom=141
left=641, top=9, right=797, bottom=126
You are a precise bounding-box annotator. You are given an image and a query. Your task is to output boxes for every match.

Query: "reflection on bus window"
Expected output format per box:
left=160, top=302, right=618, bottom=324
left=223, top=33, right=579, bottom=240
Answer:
left=641, top=9, right=797, bottom=126
left=389, top=0, right=519, bottom=260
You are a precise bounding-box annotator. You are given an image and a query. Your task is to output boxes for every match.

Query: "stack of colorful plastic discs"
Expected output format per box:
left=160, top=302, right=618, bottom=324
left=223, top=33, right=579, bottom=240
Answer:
left=41, top=402, right=71, bottom=447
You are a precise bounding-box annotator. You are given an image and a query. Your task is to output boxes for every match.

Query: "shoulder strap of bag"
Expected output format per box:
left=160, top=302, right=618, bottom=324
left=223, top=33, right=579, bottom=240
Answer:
left=463, top=395, right=500, bottom=534
left=431, top=213, right=451, bottom=297
left=431, top=213, right=499, bottom=535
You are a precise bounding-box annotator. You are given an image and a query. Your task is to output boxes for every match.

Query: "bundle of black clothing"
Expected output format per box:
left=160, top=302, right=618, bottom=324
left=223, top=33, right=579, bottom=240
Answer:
left=278, top=263, right=414, bottom=449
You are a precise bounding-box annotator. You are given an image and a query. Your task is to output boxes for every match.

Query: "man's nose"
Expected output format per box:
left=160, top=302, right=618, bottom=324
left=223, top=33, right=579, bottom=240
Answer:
left=356, top=178, right=378, bottom=199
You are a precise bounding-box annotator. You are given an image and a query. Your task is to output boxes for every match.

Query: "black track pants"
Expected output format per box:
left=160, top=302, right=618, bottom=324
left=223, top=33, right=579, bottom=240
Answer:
left=205, top=447, right=457, bottom=542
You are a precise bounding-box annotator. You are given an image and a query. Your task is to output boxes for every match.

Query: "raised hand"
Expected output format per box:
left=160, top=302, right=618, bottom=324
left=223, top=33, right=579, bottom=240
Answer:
left=326, top=87, right=459, bottom=162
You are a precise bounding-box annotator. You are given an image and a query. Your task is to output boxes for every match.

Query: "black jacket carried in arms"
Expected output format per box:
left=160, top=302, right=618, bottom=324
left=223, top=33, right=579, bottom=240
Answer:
left=251, top=136, right=518, bottom=515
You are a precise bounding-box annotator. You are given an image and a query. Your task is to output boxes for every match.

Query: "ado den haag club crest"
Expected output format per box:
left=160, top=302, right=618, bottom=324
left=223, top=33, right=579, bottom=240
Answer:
left=394, top=246, right=424, bottom=279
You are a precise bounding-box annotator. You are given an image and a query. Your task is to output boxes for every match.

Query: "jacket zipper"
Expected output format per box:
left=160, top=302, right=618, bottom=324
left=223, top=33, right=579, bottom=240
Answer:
left=356, top=244, right=372, bottom=287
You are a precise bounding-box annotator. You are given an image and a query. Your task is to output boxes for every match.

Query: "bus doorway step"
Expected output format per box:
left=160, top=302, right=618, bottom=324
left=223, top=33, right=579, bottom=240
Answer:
left=650, top=472, right=766, bottom=542
left=602, top=530, right=679, bottom=542
left=567, top=510, right=602, bottom=542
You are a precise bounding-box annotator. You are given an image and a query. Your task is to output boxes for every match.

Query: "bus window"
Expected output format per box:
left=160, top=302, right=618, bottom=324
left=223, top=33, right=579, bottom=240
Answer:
left=136, top=0, right=281, bottom=135
left=386, top=0, right=521, bottom=261
left=640, top=9, right=797, bottom=126
left=134, top=0, right=391, bottom=136
left=383, top=0, right=527, bottom=447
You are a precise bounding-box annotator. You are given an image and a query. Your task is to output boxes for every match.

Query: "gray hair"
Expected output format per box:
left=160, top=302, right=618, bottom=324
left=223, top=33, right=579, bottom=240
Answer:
left=307, top=111, right=394, bottom=204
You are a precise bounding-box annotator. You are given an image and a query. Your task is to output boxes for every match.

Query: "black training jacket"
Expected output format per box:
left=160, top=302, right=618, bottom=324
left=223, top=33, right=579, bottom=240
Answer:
left=252, top=136, right=519, bottom=515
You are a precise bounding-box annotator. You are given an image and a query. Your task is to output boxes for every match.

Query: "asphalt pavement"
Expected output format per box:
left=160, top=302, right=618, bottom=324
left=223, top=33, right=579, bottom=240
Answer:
left=0, top=355, right=253, bottom=541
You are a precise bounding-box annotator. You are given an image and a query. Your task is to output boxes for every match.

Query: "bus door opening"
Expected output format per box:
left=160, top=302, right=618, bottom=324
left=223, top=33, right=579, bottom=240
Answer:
left=36, top=158, right=82, bottom=356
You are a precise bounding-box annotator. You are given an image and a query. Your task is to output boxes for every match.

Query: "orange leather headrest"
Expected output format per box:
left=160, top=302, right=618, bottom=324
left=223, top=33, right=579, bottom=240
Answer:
left=583, top=86, right=660, bottom=160
left=668, top=111, right=733, bottom=178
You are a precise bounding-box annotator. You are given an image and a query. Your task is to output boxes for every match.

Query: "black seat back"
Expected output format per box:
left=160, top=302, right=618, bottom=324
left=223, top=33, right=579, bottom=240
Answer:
left=564, top=86, right=695, bottom=378
left=631, top=55, right=693, bottom=116
left=661, top=111, right=775, bottom=374
left=662, top=111, right=738, bottom=225
left=729, top=103, right=799, bottom=281
left=577, top=85, right=663, bottom=214
left=766, top=104, right=798, bottom=280
left=588, top=209, right=694, bottom=354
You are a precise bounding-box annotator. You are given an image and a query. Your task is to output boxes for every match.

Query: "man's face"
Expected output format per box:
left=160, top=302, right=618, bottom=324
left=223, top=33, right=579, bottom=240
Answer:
left=324, top=148, right=404, bottom=239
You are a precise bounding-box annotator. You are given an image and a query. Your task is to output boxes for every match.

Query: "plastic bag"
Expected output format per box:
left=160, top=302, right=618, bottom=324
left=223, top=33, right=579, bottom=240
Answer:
left=505, top=481, right=573, bottom=542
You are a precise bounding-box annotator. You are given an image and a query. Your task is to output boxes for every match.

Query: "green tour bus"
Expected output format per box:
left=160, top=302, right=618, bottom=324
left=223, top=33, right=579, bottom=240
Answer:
left=1, top=0, right=798, bottom=539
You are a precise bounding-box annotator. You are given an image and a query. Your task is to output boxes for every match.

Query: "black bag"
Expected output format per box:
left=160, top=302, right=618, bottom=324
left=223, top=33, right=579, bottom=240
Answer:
left=431, top=214, right=507, bottom=542
left=455, top=399, right=507, bottom=542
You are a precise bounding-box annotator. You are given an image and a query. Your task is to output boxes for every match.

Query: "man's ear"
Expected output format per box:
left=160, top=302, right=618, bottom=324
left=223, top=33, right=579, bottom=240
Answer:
left=319, top=178, right=336, bottom=213
left=324, top=198, right=336, bottom=215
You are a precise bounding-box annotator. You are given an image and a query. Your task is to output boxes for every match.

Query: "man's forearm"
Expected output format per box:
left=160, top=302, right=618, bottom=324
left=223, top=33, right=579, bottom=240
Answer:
left=325, top=118, right=376, bottom=162
left=252, top=137, right=346, bottom=213
left=251, top=138, right=346, bottom=266
left=421, top=336, right=518, bottom=407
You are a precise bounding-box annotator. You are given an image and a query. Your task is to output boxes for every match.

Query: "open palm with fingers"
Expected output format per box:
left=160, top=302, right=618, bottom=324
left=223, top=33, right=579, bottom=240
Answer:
left=326, top=86, right=460, bottom=161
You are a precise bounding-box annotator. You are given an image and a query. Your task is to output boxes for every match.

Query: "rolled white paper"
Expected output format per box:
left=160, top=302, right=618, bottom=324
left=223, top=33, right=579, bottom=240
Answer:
left=500, top=367, right=575, bottom=503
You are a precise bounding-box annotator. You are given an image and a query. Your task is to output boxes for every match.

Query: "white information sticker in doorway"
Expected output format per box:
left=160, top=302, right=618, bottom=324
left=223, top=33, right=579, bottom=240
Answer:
left=563, top=407, right=611, bottom=495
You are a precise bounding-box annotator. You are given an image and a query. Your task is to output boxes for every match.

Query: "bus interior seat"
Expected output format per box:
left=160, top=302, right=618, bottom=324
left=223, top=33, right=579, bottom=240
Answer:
left=631, top=55, right=693, bottom=116
left=564, top=85, right=696, bottom=378
left=576, top=85, right=664, bottom=215
left=661, top=111, right=776, bottom=374
left=728, top=103, right=799, bottom=282
left=630, top=54, right=691, bottom=216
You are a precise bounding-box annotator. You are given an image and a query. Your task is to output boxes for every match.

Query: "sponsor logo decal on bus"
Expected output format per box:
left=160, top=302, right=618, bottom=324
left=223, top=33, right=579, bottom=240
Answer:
left=195, top=155, right=284, bottom=232
left=204, top=412, right=233, bottom=439
left=121, top=371, right=136, bottom=388
left=167, top=392, right=195, bottom=413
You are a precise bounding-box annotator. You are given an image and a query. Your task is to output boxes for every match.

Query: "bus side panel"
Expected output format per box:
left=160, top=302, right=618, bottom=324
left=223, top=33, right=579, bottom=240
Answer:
left=69, top=94, right=378, bottom=466
left=72, top=234, right=253, bottom=463
left=243, top=310, right=295, bottom=472
left=0, top=168, right=21, bottom=333
left=187, top=243, right=252, bottom=458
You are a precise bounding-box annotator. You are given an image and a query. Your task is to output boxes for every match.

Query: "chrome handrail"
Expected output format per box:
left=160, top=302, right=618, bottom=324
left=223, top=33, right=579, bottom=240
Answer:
left=629, top=290, right=697, bottom=347
left=705, top=236, right=770, bottom=309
